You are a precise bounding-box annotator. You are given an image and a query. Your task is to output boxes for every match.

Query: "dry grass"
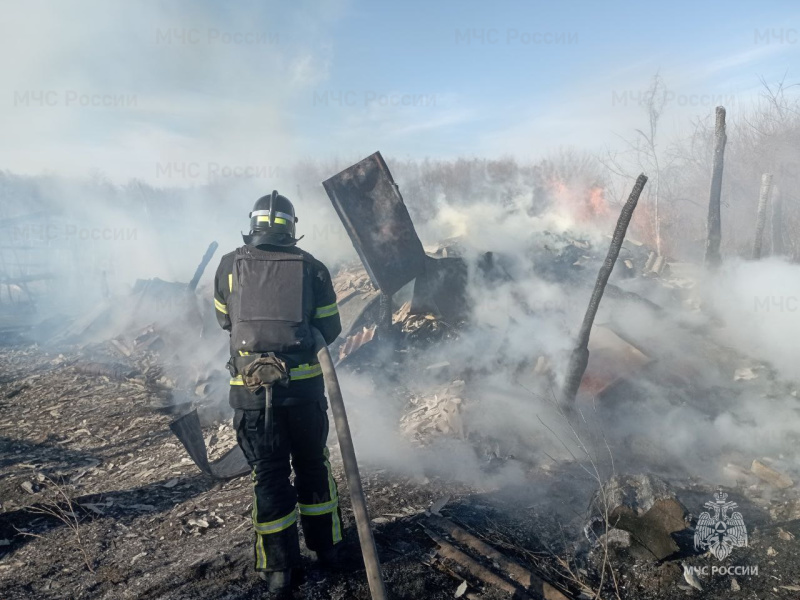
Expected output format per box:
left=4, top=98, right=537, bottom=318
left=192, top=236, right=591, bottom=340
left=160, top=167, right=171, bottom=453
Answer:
left=17, top=476, right=95, bottom=573
left=536, top=390, right=623, bottom=600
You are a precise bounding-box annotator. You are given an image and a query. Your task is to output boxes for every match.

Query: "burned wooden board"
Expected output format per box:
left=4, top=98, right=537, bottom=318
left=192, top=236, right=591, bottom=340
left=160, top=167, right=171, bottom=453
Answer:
left=323, top=152, right=427, bottom=296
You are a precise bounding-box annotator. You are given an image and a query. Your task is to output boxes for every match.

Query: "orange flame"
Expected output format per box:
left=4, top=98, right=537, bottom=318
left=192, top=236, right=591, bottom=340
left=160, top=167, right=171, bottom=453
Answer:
left=547, top=179, right=609, bottom=222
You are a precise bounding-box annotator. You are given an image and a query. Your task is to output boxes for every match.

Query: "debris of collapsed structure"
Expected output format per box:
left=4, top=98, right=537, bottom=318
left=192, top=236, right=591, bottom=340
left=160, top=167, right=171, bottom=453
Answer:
left=586, top=474, right=690, bottom=562
left=3, top=151, right=800, bottom=600
left=424, top=513, right=572, bottom=600
left=400, top=381, right=467, bottom=441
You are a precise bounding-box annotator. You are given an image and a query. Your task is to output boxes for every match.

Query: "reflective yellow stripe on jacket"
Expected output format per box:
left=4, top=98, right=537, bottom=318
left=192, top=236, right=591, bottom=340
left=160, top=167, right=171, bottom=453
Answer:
left=314, top=302, right=339, bottom=319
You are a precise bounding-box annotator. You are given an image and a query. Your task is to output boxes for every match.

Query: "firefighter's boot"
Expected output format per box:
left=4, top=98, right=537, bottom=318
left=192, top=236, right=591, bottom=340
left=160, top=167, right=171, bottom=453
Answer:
left=315, top=545, right=341, bottom=567
left=259, top=569, right=292, bottom=597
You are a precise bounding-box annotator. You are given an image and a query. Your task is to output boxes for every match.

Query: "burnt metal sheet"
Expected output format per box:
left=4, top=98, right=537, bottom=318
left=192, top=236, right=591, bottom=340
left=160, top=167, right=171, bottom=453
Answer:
left=338, top=324, right=377, bottom=363
left=323, top=152, right=427, bottom=296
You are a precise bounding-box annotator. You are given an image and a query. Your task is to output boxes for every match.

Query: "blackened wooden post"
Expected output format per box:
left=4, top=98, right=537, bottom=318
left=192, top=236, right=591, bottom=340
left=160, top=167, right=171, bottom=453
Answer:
left=771, top=185, right=784, bottom=256
left=561, top=174, right=648, bottom=405
left=704, top=106, right=727, bottom=268
left=752, top=173, right=773, bottom=260
left=188, top=241, right=219, bottom=292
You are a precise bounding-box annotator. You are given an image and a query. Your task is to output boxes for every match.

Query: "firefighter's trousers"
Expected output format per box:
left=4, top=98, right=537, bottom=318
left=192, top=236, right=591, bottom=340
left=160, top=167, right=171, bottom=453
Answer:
left=234, top=400, right=342, bottom=571
left=234, top=400, right=342, bottom=572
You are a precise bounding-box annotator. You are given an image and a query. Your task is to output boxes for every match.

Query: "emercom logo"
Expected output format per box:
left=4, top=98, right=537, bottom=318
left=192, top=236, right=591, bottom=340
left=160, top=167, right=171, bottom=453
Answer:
left=694, top=489, right=748, bottom=560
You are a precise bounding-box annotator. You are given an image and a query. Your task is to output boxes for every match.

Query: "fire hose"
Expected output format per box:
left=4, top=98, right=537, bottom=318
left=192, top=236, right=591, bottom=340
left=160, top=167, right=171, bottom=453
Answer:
left=312, top=328, right=389, bottom=600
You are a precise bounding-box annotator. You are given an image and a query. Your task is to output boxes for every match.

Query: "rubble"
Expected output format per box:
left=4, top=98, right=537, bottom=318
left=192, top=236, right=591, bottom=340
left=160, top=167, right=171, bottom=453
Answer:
left=598, top=528, right=631, bottom=548
left=74, top=361, right=139, bottom=380
left=734, top=367, right=759, bottom=381
left=589, top=474, right=689, bottom=561
left=397, top=309, right=457, bottom=346
left=751, top=459, right=794, bottom=489
left=400, top=381, right=466, bottom=442
left=426, top=514, right=572, bottom=600
left=334, top=261, right=377, bottom=300
left=333, top=264, right=381, bottom=339
left=577, top=325, right=652, bottom=400
left=338, top=325, right=377, bottom=362
left=424, top=525, right=535, bottom=599
left=681, top=563, right=704, bottom=591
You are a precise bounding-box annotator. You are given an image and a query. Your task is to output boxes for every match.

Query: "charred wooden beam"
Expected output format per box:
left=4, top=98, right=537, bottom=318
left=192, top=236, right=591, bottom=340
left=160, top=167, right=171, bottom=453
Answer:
left=561, top=174, right=647, bottom=405
left=752, top=173, right=773, bottom=260
left=187, top=241, right=219, bottom=292
left=423, top=526, right=534, bottom=599
left=426, top=515, right=572, bottom=600
left=704, top=106, right=727, bottom=268
left=74, top=362, right=138, bottom=380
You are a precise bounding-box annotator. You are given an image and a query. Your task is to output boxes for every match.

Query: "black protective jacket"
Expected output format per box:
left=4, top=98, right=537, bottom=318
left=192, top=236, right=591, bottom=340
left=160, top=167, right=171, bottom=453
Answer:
left=214, top=243, right=341, bottom=409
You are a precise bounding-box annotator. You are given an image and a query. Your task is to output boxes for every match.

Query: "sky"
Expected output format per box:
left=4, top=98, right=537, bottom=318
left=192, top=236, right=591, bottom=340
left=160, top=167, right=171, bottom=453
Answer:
left=1, top=0, right=799, bottom=185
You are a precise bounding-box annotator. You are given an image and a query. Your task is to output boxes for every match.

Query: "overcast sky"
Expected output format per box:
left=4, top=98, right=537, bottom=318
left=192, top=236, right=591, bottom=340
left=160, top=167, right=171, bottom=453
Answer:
left=1, top=0, right=799, bottom=185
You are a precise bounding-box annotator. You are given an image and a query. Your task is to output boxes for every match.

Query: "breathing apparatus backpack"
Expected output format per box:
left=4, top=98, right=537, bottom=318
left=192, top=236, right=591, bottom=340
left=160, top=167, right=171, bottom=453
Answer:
left=227, top=245, right=316, bottom=383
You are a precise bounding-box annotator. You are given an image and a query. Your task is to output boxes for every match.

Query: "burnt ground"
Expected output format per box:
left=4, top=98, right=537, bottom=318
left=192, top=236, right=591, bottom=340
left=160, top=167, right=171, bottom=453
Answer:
left=1, top=343, right=800, bottom=600
left=0, top=344, right=511, bottom=600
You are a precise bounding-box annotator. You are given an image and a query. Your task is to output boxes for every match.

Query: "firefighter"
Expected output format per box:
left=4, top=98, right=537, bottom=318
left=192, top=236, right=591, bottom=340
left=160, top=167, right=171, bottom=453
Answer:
left=213, top=191, right=343, bottom=595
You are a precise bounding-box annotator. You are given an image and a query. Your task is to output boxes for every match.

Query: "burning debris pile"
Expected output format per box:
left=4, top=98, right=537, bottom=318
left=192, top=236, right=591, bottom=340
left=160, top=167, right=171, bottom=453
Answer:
left=317, top=154, right=800, bottom=598
left=1, top=150, right=800, bottom=600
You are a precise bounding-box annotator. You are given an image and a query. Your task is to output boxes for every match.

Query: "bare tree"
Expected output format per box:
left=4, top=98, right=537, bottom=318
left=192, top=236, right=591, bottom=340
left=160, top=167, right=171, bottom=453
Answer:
left=598, top=72, right=670, bottom=254
left=635, top=73, right=668, bottom=255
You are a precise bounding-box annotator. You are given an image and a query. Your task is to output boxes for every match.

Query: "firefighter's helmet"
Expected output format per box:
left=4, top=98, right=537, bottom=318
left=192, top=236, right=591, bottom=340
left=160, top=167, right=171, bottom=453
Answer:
left=243, top=191, right=300, bottom=246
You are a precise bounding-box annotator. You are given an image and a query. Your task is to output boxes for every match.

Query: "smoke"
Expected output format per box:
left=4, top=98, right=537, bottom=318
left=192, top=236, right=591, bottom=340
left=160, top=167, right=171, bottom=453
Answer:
left=0, top=172, right=354, bottom=305
left=332, top=180, right=800, bottom=492
left=337, top=369, right=528, bottom=489
left=705, top=257, right=800, bottom=380
left=3, top=150, right=800, bottom=497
